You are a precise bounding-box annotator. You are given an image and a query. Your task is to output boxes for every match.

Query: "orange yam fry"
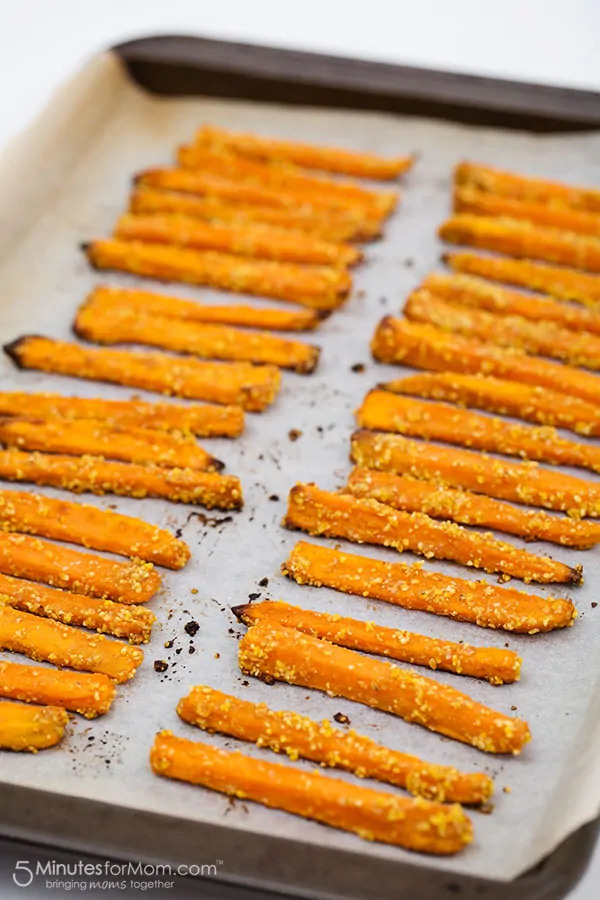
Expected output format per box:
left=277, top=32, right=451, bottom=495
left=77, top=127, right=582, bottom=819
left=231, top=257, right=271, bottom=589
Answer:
left=85, top=239, right=350, bottom=311
left=239, top=622, right=530, bottom=755
left=358, top=388, right=600, bottom=472
left=384, top=374, right=600, bottom=438
left=0, top=660, right=115, bottom=717
left=177, top=685, right=493, bottom=804
left=196, top=124, right=415, bottom=181
left=405, top=289, right=600, bottom=369
left=88, top=285, right=324, bottom=332
left=283, top=482, right=579, bottom=584
left=439, top=215, right=600, bottom=274
left=0, top=700, right=68, bottom=751
left=455, top=161, right=600, bottom=213
left=151, top=730, right=472, bottom=854
left=0, top=531, right=160, bottom=603
left=234, top=599, right=520, bottom=683
left=0, top=418, right=222, bottom=472
left=351, top=429, right=600, bottom=520
left=454, top=186, right=600, bottom=238
left=0, top=574, right=155, bottom=643
left=0, top=391, right=244, bottom=438
left=0, top=605, right=143, bottom=682
left=129, top=188, right=382, bottom=242
left=0, top=488, right=189, bottom=569
left=444, top=251, right=600, bottom=309
left=75, top=302, right=320, bottom=375
left=4, top=336, right=280, bottom=412
left=422, top=273, right=600, bottom=336
left=116, top=213, right=361, bottom=267
left=370, top=318, right=600, bottom=407
left=348, top=466, right=600, bottom=550
left=0, top=449, right=243, bottom=510
left=282, top=541, right=576, bottom=634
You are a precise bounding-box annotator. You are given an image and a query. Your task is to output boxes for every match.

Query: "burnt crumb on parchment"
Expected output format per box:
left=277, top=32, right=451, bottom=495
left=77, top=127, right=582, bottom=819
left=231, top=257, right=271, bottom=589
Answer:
left=184, top=621, right=200, bottom=637
left=248, top=592, right=261, bottom=602
left=154, top=660, right=169, bottom=673
left=592, top=602, right=598, bottom=608
left=288, top=428, right=303, bottom=442
left=333, top=712, right=351, bottom=725
left=268, top=494, right=279, bottom=502
left=188, top=645, right=196, bottom=655
left=175, top=511, right=234, bottom=538
left=164, top=639, right=174, bottom=649
left=350, top=363, right=365, bottom=373
left=258, top=577, right=269, bottom=587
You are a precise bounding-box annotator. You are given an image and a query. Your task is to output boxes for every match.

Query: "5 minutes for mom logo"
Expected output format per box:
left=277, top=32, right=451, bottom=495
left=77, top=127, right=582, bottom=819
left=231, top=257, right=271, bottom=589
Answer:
left=13, top=859, right=222, bottom=888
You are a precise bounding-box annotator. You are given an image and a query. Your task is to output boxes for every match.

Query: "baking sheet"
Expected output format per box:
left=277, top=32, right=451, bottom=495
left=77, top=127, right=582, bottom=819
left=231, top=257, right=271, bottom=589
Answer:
left=1, top=50, right=600, bottom=886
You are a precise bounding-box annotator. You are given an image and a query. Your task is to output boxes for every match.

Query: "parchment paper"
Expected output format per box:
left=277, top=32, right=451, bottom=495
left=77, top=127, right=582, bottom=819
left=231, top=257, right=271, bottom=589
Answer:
left=1, top=51, right=600, bottom=885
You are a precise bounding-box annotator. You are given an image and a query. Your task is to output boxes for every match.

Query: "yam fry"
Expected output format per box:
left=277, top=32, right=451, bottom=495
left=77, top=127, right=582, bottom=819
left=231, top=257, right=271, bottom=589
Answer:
left=0, top=531, right=160, bottom=603
left=196, top=124, right=415, bottom=181
left=422, top=272, right=600, bottom=336
left=439, top=215, right=600, bottom=274
left=444, top=251, right=600, bottom=309
left=129, top=188, right=382, bottom=242
left=87, top=285, right=324, bottom=332
left=282, top=541, right=576, bottom=634
left=4, top=336, right=280, bottom=412
left=233, top=599, right=520, bottom=683
left=351, top=429, right=600, bottom=519
left=283, top=482, right=579, bottom=584
left=75, top=302, right=320, bottom=375
left=0, top=605, right=143, bottom=682
left=370, top=318, right=600, bottom=406
left=0, top=574, right=155, bottom=643
left=347, top=467, right=600, bottom=549
left=0, top=391, right=245, bottom=438
left=84, top=239, right=351, bottom=311
left=0, top=660, right=115, bottom=717
left=115, top=213, right=362, bottom=267
left=239, top=622, right=531, bottom=754
left=454, top=186, right=600, bottom=238
left=0, top=700, right=68, bottom=751
left=0, top=418, right=223, bottom=471
left=0, top=449, right=243, bottom=510
left=358, top=389, right=600, bottom=472
left=455, top=161, right=600, bottom=213
left=0, top=488, right=189, bottom=569
left=177, top=685, right=493, bottom=804
left=384, top=374, right=600, bottom=438
left=405, top=289, right=600, bottom=369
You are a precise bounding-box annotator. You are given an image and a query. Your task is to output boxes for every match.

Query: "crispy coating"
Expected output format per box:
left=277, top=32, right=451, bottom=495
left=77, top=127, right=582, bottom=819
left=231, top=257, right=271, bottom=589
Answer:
left=87, top=285, right=324, bottom=332
left=129, top=188, right=382, bottom=242
left=0, top=700, right=68, bottom=751
left=4, top=336, right=280, bottom=411
left=85, top=239, right=351, bottom=310
left=0, top=390, right=244, bottom=438
left=233, top=599, right=520, bottom=683
left=0, top=660, right=116, bottom=717
left=0, top=574, right=155, bottom=643
left=282, top=541, right=576, bottom=633
left=370, top=318, right=600, bottom=406
left=0, top=531, right=160, bottom=603
left=238, top=622, right=531, bottom=754
left=151, top=730, right=472, bottom=854
left=422, top=273, right=600, bottom=336
left=283, top=482, right=579, bottom=584
left=454, top=186, right=600, bottom=237
left=351, top=429, right=600, bottom=520
left=196, top=124, right=415, bottom=181
left=439, top=215, right=600, bottom=274
left=116, top=213, right=362, bottom=267
left=0, top=488, right=189, bottom=568
left=177, top=685, right=493, bottom=803
left=0, top=605, right=143, bottom=682
left=347, top=466, right=600, bottom=549
left=455, top=161, right=600, bottom=213
left=0, top=449, right=243, bottom=510
left=405, top=289, right=600, bottom=369
left=75, top=301, right=320, bottom=374
left=383, top=375, right=600, bottom=438
left=444, top=251, right=600, bottom=308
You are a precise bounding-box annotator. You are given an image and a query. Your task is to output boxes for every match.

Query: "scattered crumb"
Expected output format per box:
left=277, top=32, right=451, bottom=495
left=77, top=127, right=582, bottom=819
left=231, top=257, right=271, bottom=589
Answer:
left=333, top=713, right=351, bottom=725
left=191, top=588, right=198, bottom=595
left=503, top=786, right=512, bottom=794
left=153, top=660, right=168, bottom=673
left=241, top=680, right=249, bottom=687
left=511, top=705, right=517, bottom=711
left=592, top=602, right=598, bottom=608
left=258, top=577, right=269, bottom=587
left=288, top=429, right=303, bottom=442
left=184, top=620, right=200, bottom=637
left=189, top=646, right=196, bottom=655
left=479, top=803, right=494, bottom=815
left=248, top=592, right=261, bottom=602
left=163, top=640, right=174, bottom=649
left=268, top=494, right=279, bottom=502
left=214, top=652, right=220, bottom=659
left=350, top=363, right=365, bottom=374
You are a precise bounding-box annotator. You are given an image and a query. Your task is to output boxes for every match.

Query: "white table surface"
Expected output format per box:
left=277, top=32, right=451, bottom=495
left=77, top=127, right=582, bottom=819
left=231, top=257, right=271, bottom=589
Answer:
left=1, top=1, right=599, bottom=896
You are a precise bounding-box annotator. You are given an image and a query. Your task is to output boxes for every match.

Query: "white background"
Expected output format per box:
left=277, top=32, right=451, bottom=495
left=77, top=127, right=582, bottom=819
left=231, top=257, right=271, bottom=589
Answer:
left=0, top=0, right=599, bottom=897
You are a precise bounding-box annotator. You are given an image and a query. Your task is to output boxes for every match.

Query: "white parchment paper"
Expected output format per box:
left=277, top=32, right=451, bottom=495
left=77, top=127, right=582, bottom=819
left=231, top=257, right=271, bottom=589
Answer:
left=1, top=52, right=600, bottom=885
